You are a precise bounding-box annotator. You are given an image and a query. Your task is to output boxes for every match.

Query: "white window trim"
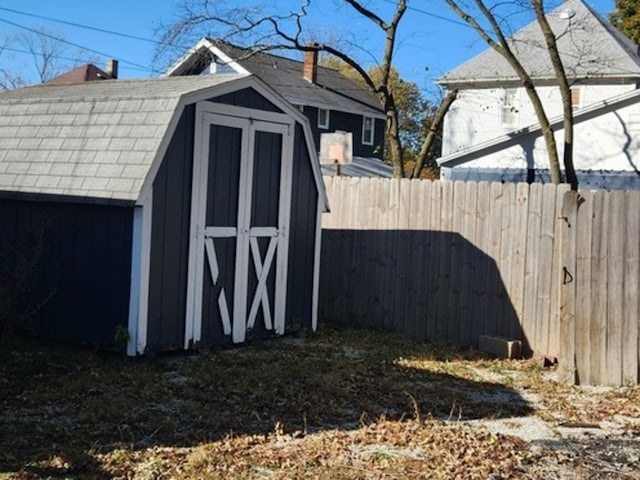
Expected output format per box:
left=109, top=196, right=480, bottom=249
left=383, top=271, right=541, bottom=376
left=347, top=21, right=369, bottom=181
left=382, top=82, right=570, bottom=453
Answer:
left=501, top=88, right=519, bottom=127
left=362, top=115, right=374, bottom=145
left=317, top=108, right=330, bottom=129
left=571, top=87, right=582, bottom=110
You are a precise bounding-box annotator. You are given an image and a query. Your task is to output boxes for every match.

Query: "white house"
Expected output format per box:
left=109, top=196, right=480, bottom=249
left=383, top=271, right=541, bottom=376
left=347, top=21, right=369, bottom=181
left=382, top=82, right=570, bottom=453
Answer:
left=437, top=0, right=640, bottom=190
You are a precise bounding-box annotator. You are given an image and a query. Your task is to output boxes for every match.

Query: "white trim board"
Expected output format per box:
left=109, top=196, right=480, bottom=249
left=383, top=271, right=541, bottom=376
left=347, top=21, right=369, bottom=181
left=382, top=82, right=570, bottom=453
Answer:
left=126, top=206, right=143, bottom=356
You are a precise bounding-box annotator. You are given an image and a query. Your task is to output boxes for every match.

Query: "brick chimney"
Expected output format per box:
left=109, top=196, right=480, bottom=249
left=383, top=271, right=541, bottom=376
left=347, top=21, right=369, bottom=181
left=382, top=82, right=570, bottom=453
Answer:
left=106, top=59, right=119, bottom=79
left=303, top=44, right=319, bottom=83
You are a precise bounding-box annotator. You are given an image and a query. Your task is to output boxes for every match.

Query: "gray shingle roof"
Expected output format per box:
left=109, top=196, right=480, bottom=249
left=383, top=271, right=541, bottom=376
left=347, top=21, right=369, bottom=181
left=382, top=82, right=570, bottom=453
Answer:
left=168, top=39, right=384, bottom=118
left=439, top=0, right=640, bottom=86
left=0, top=74, right=246, bottom=202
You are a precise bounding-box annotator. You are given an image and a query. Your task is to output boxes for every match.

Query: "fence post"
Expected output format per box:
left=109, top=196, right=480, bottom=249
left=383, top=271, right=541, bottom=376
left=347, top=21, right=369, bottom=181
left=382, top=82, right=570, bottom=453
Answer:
left=558, top=191, right=578, bottom=384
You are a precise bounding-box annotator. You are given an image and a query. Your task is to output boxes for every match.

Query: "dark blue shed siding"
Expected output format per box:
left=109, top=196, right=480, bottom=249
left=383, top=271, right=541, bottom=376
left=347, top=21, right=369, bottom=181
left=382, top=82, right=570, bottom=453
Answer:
left=211, top=87, right=283, bottom=113
left=0, top=197, right=132, bottom=346
left=285, top=124, right=319, bottom=332
left=147, top=106, right=194, bottom=351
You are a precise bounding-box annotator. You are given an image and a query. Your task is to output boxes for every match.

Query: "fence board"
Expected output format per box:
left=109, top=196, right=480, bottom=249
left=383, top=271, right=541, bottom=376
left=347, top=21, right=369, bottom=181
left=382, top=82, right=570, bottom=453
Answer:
left=377, top=179, right=392, bottom=330
left=559, top=192, right=578, bottom=384
left=511, top=183, right=529, bottom=339
left=449, top=181, right=466, bottom=342
left=499, top=183, right=515, bottom=339
left=623, top=192, right=640, bottom=384
left=407, top=180, right=422, bottom=337
left=471, top=182, right=491, bottom=346
left=606, top=191, right=624, bottom=386
left=548, top=185, right=571, bottom=357
left=486, top=182, right=504, bottom=337
left=590, top=192, right=609, bottom=385
left=436, top=181, right=453, bottom=340
left=575, top=191, right=593, bottom=385
left=535, top=184, right=558, bottom=354
left=426, top=182, right=442, bottom=340
left=461, top=181, right=477, bottom=345
left=522, top=184, right=542, bottom=351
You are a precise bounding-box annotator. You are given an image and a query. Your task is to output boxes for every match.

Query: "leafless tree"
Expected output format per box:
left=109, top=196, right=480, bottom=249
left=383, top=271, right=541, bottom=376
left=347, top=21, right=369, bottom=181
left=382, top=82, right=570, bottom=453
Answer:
left=158, top=0, right=454, bottom=178
left=0, top=41, right=26, bottom=91
left=17, top=27, right=69, bottom=83
left=444, top=0, right=579, bottom=189
left=0, top=27, right=98, bottom=89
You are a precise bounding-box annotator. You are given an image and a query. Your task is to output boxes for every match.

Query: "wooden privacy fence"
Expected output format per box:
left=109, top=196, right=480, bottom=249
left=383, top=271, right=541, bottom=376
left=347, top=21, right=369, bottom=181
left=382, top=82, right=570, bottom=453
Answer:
left=319, top=176, right=640, bottom=386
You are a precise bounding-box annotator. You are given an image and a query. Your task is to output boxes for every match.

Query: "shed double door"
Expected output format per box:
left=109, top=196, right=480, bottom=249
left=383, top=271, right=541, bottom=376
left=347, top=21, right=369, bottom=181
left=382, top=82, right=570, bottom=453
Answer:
left=186, top=106, right=293, bottom=347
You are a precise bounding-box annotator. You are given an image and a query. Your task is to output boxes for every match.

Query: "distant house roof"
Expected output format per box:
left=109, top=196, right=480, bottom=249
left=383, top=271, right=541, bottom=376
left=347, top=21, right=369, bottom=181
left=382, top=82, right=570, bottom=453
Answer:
left=320, top=156, right=393, bottom=178
left=439, top=0, right=640, bottom=87
left=165, top=38, right=385, bottom=118
left=45, top=63, right=114, bottom=85
left=0, top=74, right=249, bottom=203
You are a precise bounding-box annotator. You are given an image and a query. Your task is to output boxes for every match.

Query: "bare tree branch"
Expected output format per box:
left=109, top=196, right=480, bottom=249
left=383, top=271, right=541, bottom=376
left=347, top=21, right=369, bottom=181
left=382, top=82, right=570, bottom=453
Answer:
left=412, top=88, right=458, bottom=179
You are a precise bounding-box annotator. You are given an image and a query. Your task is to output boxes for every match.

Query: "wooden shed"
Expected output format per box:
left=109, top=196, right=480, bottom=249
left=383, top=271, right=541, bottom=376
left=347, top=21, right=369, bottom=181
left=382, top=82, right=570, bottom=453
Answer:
left=0, top=74, right=328, bottom=355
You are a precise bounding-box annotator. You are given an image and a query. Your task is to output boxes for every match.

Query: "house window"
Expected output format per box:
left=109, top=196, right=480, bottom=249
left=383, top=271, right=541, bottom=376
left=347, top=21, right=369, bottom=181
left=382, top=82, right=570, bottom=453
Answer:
left=571, top=88, right=581, bottom=110
left=501, top=88, right=519, bottom=127
left=362, top=116, right=374, bottom=145
left=318, top=108, right=330, bottom=129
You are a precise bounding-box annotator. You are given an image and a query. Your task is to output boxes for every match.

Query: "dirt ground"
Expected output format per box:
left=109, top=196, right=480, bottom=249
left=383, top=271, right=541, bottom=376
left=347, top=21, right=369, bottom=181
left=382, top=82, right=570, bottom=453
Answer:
left=1, top=325, right=639, bottom=479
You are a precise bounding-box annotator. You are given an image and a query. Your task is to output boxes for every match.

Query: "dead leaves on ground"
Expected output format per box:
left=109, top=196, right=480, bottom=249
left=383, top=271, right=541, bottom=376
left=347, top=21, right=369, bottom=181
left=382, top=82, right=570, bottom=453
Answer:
left=0, top=326, right=638, bottom=479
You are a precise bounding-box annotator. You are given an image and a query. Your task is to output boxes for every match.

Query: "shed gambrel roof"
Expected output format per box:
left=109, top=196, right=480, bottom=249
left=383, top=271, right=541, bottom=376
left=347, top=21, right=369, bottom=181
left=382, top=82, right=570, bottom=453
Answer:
left=439, top=0, right=640, bottom=86
left=0, top=74, right=328, bottom=208
left=165, top=39, right=385, bottom=118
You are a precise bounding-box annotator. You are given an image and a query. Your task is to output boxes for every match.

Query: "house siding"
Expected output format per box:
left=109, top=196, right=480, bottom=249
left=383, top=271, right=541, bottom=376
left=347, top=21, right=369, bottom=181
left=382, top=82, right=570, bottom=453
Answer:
left=443, top=84, right=638, bottom=156
left=441, top=95, right=640, bottom=188
left=147, top=106, right=195, bottom=351
left=303, top=106, right=384, bottom=159
left=0, top=196, right=133, bottom=346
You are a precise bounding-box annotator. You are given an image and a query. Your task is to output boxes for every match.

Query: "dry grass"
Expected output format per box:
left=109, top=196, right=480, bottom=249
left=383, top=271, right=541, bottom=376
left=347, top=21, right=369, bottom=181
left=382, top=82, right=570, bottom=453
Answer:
left=1, top=325, right=638, bottom=479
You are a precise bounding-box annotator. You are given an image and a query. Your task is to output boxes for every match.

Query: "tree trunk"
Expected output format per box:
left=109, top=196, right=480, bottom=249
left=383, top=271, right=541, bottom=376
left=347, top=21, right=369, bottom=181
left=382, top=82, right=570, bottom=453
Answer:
left=383, top=94, right=404, bottom=178
left=412, top=88, right=458, bottom=179
left=522, top=81, right=562, bottom=184
left=532, top=0, right=579, bottom=190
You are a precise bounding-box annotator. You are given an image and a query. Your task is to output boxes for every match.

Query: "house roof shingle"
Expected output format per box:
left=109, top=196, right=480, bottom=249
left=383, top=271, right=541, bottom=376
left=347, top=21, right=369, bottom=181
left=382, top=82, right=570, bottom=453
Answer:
left=439, top=0, right=640, bottom=86
left=45, top=63, right=114, bottom=85
left=166, top=39, right=385, bottom=118
left=0, top=74, right=246, bottom=202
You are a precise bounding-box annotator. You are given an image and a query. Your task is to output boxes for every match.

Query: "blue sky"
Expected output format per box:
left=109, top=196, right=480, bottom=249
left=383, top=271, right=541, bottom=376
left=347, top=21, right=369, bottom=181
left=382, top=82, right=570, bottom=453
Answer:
left=0, top=0, right=616, bottom=93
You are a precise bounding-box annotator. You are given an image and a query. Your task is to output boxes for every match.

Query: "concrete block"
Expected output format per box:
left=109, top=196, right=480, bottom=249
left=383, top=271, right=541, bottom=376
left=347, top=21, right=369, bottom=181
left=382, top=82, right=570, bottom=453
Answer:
left=479, top=335, right=522, bottom=359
